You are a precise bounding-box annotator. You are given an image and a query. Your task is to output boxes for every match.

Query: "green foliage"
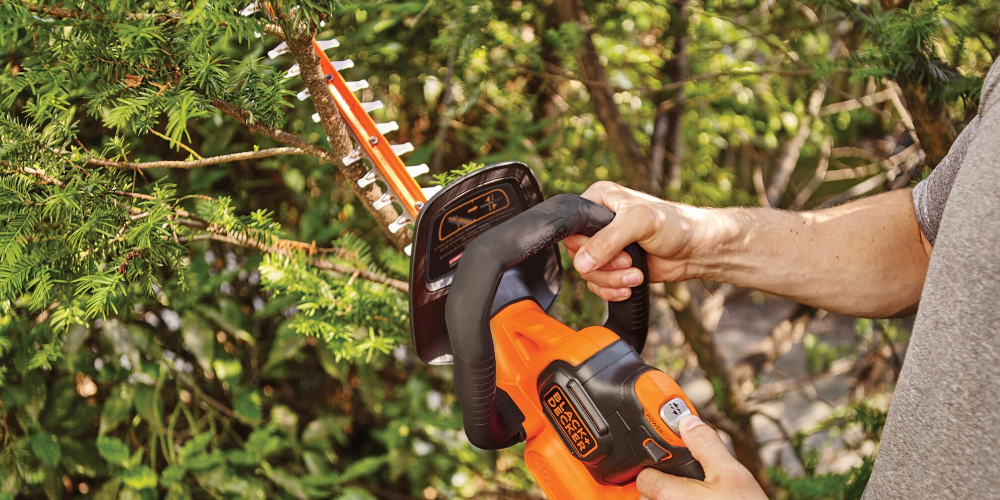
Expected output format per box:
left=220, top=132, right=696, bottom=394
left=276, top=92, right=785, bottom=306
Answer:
left=815, top=0, right=995, bottom=102
left=771, top=403, right=887, bottom=500
left=0, top=0, right=992, bottom=498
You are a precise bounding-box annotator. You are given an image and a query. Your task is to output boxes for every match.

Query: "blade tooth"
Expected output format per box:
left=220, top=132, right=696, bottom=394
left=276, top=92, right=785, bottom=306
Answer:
left=311, top=112, right=321, bottom=123
left=375, top=121, right=398, bottom=134
left=316, top=39, right=340, bottom=51
left=357, top=169, right=381, bottom=188
left=253, top=32, right=262, bottom=38
left=361, top=100, right=384, bottom=113
left=297, top=88, right=311, bottom=101
left=285, top=63, right=301, bottom=78
left=346, top=80, right=369, bottom=92
left=421, top=185, right=443, bottom=199
left=406, top=164, right=430, bottom=177
left=267, top=42, right=289, bottom=59
left=390, top=143, right=414, bottom=156
left=342, top=146, right=364, bottom=166
left=404, top=243, right=412, bottom=257
left=240, top=2, right=259, bottom=16
left=388, top=214, right=414, bottom=234
left=372, top=192, right=395, bottom=211
left=331, top=60, right=354, bottom=71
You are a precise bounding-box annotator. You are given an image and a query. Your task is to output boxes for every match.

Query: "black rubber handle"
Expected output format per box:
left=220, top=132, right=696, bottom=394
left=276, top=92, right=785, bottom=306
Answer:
left=445, top=194, right=650, bottom=450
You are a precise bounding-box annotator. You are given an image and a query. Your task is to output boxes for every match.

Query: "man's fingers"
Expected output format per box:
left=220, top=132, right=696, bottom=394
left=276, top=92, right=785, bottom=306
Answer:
left=564, top=236, right=632, bottom=270
left=587, top=282, right=630, bottom=302
left=635, top=468, right=703, bottom=500
left=573, top=215, right=647, bottom=274
left=677, top=416, right=743, bottom=482
left=580, top=267, right=644, bottom=289
left=563, top=234, right=588, bottom=254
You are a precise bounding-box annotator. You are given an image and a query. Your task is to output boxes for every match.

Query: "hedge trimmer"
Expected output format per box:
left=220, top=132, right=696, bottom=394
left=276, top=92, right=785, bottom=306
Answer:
left=243, top=6, right=703, bottom=499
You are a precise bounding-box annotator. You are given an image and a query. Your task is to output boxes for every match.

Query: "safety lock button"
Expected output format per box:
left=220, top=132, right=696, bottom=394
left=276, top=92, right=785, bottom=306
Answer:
left=659, top=398, right=693, bottom=435
left=642, top=438, right=672, bottom=463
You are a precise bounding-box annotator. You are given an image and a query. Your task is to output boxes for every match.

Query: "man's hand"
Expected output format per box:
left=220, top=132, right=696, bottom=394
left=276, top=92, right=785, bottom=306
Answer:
left=563, top=181, right=715, bottom=302
left=564, top=181, right=929, bottom=318
left=637, top=416, right=767, bottom=500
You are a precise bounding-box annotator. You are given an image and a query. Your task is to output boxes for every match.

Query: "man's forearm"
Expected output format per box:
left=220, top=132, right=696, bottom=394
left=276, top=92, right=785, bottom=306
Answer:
left=686, top=189, right=932, bottom=317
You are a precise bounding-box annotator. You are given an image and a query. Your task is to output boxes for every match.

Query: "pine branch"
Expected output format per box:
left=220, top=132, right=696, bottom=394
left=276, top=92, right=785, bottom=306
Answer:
left=176, top=233, right=409, bottom=292
left=212, top=99, right=341, bottom=166
left=22, top=167, right=68, bottom=188
left=86, top=147, right=305, bottom=170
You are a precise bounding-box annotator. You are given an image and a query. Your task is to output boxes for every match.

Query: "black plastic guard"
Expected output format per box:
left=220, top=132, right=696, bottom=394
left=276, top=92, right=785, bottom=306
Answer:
left=408, top=161, right=561, bottom=365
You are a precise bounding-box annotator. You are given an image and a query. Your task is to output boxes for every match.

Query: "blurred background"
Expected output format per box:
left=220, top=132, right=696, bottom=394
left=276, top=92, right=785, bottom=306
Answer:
left=1, top=0, right=996, bottom=498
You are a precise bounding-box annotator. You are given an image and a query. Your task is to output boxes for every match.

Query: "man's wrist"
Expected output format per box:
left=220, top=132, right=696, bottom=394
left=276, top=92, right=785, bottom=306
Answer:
left=678, top=205, right=748, bottom=281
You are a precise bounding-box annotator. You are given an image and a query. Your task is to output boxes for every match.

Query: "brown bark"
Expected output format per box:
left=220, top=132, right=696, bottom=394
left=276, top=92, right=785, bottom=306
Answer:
left=552, top=0, right=651, bottom=190
left=895, top=77, right=957, bottom=170
left=279, top=16, right=412, bottom=250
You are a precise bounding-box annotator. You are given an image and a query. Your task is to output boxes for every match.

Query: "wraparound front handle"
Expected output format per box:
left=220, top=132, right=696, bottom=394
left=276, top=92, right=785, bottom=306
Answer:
left=445, top=194, right=650, bottom=450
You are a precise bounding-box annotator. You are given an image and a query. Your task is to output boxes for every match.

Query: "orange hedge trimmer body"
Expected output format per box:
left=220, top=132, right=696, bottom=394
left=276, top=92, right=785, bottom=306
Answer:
left=409, top=163, right=704, bottom=499
left=237, top=7, right=701, bottom=494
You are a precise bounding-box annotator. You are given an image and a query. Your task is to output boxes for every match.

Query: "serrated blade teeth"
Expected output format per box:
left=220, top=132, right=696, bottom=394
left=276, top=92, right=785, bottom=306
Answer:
left=311, top=112, right=321, bottom=123
left=343, top=146, right=364, bottom=166
left=375, top=121, right=398, bottom=134
left=268, top=42, right=289, bottom=59
left=361, top=100, right=384, bottom=113
left=406, top=164, right=430, bottom=177
left=421, top=186, right=443, bottom=199
left=240, top=2, right=259, bottom=16
left=285, top=64, right=301, bottom=78
left=391, top=143, right=414, bottom=156
left=388, top=215, right=414, bottom=234
left=404, top=244, right=412, bottom=256
left=332, top=60, right=354, bottom=72
left=373, top=192, right=395, bottom=211
left=297, top=88, right=311, bottom=101
left=358, top=169, right=381, bottom=188
left=316, top=39, right=340, bottom=51
left=346, top=80, right=369, bottom=92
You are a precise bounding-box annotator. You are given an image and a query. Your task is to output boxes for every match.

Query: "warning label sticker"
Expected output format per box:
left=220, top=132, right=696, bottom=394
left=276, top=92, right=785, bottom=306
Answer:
left=543, top=386, right=597, bottom=458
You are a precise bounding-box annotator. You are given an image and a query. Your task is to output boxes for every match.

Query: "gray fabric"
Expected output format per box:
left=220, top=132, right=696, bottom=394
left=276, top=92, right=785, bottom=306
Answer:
left=911, top=114, right=979, bottom=245
left=862, top=63, right=1000, bottom=499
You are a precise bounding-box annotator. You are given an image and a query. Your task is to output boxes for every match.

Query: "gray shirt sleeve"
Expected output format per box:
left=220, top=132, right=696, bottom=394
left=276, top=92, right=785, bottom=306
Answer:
left=911, top=115, right=979, bottom=245
left=912, top=61, right=1000, bottom=245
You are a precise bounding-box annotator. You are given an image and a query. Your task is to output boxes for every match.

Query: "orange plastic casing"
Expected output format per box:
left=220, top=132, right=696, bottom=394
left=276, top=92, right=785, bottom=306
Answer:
left=490, top=300, right=640, bottom=500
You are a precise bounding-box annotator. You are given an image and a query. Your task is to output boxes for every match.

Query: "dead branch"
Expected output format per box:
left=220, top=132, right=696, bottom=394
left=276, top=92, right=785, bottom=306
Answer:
left=766, top=83, right=827, bottom=207
left=732, top=303, right=820, bottom=396
left=792, top=137, right=832, bottom=208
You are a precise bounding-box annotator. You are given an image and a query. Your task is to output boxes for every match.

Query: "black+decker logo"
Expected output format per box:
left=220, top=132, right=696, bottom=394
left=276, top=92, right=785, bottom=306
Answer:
left=543, top=386, right=597, bottom=458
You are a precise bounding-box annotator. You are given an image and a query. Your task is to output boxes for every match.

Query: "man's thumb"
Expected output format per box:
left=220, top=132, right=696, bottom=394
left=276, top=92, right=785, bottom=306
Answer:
left=678, top=416, right=740, bottom=479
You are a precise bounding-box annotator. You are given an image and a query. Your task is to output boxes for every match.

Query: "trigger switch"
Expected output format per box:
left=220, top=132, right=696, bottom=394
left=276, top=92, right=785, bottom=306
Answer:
left=642, top=438, right=672, bottom=462
left=659, top=398, right=693, bottom=435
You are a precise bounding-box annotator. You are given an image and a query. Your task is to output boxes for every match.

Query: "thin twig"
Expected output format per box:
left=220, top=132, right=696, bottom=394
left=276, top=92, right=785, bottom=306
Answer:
left=86, top=147, right=305, bottom=170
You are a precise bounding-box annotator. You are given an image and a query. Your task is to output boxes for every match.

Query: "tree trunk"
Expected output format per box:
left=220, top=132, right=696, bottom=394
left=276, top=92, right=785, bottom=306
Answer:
left=652, top=0, right=689, bottom=195
left=552, top=0, right=651, bottom=190
left=895, top=76, right=957, bottom=170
